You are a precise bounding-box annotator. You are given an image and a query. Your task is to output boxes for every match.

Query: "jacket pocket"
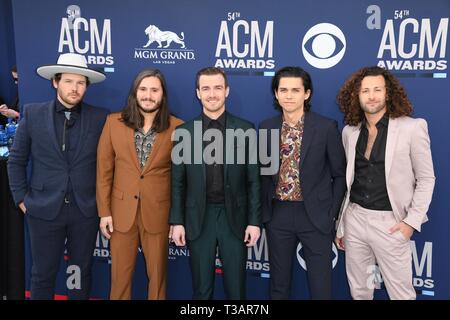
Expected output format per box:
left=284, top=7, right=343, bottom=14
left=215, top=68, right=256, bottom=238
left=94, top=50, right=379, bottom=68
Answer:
left=30, top=182, right=44, bottom=191
left=112, top=187, right=124, bottom=200
left=318, top=190, right=332, bottom=201
left=186, top=198, right=196, bottom=207
left=236, top=196, right=247, bottom=206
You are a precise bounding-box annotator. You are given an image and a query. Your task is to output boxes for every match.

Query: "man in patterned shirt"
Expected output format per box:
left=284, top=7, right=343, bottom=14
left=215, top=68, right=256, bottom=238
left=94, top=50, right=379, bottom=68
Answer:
left=260, top=66, right=346, bottom=299
left=96, top=69, right=183, bottom=299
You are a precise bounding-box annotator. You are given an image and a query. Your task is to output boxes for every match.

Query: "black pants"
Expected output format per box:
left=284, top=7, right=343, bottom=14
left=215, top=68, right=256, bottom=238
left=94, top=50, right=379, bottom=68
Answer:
left=266, top=200, right=333, bottom=300
left=27, top=197, right=98, bottom=300
left=0, top=159, right=24, bottom=299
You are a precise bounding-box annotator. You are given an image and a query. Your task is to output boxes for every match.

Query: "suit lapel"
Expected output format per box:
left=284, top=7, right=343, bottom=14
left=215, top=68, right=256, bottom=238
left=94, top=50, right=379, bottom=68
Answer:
left=127, top=126, right=141, bottom=172
left=346, top=125, right=361, bottom=188
left=385, top=118, right=398, bottom=180
left=192, top=115, right=206, bottom=187
left=46, top=101, right=65, bottom=161
left=299, top=111, right=316, bottom=167
left=185, top=115, right=206, bottom=190
left=72, top=103, right=91, bottom=162
left=224, top=113, right=237, bottom=184
left=141, top=129, right=165, bottom=174
left=271, top=115, right=282, bottom=186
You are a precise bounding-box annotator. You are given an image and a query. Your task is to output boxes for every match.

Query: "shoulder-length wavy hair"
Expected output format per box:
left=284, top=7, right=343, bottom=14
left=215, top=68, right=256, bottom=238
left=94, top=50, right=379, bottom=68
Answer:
left=121, top=69, right=170, bottom=132
left=337, top=66, right=413, bottom=126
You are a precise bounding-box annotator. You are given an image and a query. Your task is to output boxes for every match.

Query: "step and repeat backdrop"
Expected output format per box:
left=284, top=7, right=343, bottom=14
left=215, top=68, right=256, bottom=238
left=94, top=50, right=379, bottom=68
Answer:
left=8, top=0, right=450, bottom=299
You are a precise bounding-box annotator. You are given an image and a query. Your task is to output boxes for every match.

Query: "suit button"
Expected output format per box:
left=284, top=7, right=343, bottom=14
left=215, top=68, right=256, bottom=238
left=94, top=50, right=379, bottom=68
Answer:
left=226, top=185, right=230, bottom=188
left=134, top=195, right=139, bottom=199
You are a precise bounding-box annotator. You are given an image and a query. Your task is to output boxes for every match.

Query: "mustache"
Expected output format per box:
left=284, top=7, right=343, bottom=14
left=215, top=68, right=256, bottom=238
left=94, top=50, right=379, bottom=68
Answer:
left=140, top=98, right=157, bottom=103
left=138, top=103, right=160, bottom=114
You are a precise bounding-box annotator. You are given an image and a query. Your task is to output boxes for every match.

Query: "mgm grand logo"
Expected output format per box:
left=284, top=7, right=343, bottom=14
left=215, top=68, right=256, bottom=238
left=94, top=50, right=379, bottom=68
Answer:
left=134, top=24, right=195, bottom=64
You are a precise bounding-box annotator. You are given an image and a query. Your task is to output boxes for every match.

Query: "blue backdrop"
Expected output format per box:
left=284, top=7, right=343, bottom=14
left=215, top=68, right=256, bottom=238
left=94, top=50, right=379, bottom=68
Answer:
left=3, top=0, right=449, bottom=299
left=0, top=0, right=16, bottom=105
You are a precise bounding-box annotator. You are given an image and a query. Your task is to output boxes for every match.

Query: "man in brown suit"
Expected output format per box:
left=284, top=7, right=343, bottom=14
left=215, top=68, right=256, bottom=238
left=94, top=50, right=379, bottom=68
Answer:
left=96, top=69, right=183, bottom=299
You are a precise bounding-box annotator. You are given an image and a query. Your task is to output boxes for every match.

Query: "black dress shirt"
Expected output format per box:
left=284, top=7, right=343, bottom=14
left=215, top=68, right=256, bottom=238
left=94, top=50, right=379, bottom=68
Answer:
left=350, top=116, right=392, bottom=211
left=54, top=99, right=82, bottom=201
left=202, top=111, right=226, bottom=204
left=55, top=99, right=81, bottom=158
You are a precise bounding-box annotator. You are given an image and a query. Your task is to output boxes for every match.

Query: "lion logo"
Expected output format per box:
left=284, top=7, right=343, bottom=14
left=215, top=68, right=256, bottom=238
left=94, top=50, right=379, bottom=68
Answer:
left=143, top=25, right=185, bottom=49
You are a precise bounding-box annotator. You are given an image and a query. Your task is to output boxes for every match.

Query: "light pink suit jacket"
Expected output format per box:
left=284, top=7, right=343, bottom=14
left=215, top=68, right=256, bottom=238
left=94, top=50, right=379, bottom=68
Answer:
left=336, top=116, right=435, bottom=238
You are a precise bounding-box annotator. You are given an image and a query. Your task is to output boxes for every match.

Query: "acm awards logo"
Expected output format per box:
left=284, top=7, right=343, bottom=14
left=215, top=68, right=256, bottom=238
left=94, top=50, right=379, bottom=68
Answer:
left=94, top=231, right=148, bottom=262
left=58, top=5, right=114, bottom=67
left=213, top=229, right=270, bottom=274
left=301, top=23, right=346, bottom=69
left=367, top=5, right=448, bottom=75
left=296, top=242, right=339, bottom=270
left=214, top=12, right=275, bottom=70
left=246, top=229, right=270, bottom=273
left=246, top=229, right=339, bottom=274
left=134, top=24, right=196, bottom=65
left=411, top=241, right=434, bottom=292
left=94, top=231, right=111, bottom=262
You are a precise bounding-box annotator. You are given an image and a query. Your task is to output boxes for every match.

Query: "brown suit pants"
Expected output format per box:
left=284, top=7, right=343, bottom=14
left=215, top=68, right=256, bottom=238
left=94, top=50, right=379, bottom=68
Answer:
left=109, top=206, right=168, bottom=300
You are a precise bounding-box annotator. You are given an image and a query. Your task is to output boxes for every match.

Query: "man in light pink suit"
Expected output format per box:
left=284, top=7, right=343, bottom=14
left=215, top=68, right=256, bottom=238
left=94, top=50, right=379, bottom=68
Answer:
left=335, top=66, right=435, bottom=300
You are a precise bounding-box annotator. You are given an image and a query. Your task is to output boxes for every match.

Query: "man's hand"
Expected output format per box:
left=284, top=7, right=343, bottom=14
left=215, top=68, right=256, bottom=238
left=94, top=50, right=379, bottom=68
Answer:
left=168, top=225, right=174, bottom=243
left=0, top=105, right=19, bottom=119
left=389, top=222, right=414, bottom=240
left=18, top=201, right=26, bottom=214
left=244, top=225, right=260, bottom=247
left=171, top=225, right=186, bottom=246
left=100, top=216, right=114, bottom=239
left=335, top=237, right=345, bottom=250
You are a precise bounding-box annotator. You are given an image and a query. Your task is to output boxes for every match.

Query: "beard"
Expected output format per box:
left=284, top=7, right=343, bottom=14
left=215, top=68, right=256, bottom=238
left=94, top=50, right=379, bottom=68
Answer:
left=360, top=101, right=386, bottom=115
left=60, top=92, right=83, bottom=107
left=138, top=99, right=161, bottom=113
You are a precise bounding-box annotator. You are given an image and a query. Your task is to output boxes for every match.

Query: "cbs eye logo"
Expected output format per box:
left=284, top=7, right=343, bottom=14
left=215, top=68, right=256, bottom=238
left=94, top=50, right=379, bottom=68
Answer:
left=301, top=23, right=346, bottom=69
left=296, top=241, right=339, bottom=270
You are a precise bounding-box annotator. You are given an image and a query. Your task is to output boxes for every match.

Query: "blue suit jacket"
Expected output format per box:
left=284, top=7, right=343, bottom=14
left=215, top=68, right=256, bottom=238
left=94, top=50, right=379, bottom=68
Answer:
left=259, top=111, right=346, bottom=233
left=7, top=100, right=109, bottom=220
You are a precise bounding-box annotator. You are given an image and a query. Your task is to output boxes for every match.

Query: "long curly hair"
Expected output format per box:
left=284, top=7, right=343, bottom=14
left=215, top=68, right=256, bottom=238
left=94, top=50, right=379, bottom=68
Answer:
left=337, top=66, right=413, bottom=126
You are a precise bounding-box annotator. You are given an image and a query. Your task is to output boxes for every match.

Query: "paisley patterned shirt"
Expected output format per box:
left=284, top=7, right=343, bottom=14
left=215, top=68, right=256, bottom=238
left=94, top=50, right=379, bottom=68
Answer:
left=275, top=117, right=304, bottom=201
left=135, top=128, right=156, bottom=169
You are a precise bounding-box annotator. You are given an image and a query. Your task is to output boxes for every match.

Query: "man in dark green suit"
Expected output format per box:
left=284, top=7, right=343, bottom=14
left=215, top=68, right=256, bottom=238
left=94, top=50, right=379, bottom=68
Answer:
left=170, top=67, right=261, bottom=299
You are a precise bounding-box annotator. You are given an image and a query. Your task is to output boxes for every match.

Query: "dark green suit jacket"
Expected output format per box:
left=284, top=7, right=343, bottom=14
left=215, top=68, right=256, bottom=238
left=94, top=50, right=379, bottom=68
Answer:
left=169, top=112, right=261, bottom=241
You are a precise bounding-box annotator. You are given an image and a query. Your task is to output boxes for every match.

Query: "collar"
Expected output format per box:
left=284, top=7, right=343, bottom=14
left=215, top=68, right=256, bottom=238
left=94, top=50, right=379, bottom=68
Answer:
left=361, top=114, right=389, bottom=130
left=282, top=114, right=304, bottom=130
left=55, top=98, right=81, bottom=114
left=202, top=110, right=226, bottom=128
